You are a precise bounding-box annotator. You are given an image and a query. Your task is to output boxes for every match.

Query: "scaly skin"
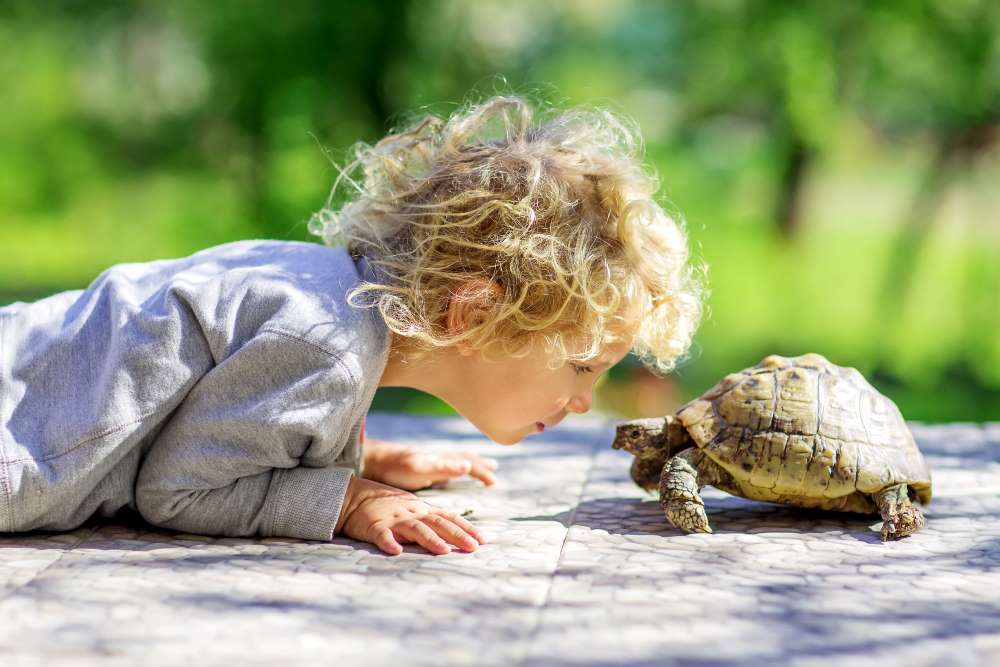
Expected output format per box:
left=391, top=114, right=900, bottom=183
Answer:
left=875, top=483, right=926, bottom=541
left=659, top=448, right=712, bottom=533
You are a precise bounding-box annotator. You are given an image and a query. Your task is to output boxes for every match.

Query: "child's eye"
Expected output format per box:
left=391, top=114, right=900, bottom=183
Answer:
left=571, top=363, right=594, bottom=375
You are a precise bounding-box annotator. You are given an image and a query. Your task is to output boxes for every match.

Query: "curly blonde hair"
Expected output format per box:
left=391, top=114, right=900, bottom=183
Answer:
left=308, top=94, right=708, bottom=377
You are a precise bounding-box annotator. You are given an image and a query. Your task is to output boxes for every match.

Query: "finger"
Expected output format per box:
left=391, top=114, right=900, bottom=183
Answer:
left=401, top=519, right=452, bottom=555
left=423, top=514, right=479, bottom=552
left=433, top=508, right=487, bottom=544
left=429, top=460, right=472, bottom=481
left=441, top=460, right=472, bottom=475
left=467, top=462, right=496, bottom=486
left=456, top=452, right=500, bottom=470
left=372, top=527, right=403, bottom=556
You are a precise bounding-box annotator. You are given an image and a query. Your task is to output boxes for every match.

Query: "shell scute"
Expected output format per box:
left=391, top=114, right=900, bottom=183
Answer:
left=772, top=367, right=819, bottom=435
left=716, top=370, right=776, bottom=431
left=817, top=372, right=869, bottom=442
left=772, top=434, right=814, bottom=495
left=676, top=399, right=724, bottom=445
left=749, top=431, right=786, bottom=488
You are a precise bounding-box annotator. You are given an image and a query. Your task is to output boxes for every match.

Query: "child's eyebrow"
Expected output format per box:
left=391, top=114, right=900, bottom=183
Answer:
left=574, top=355, right=619, bottom=371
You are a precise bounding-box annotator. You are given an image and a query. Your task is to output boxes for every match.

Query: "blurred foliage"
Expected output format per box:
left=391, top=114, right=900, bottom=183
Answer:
left=1, top=0, right=998, bottom=422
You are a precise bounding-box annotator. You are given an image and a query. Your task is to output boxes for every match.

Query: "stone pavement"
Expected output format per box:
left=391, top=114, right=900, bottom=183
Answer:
left=0, top=413, right=998, bottom=667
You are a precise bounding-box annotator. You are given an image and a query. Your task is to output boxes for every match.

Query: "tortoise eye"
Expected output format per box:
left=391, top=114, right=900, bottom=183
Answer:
left=630, top=429, right=641, bottom=439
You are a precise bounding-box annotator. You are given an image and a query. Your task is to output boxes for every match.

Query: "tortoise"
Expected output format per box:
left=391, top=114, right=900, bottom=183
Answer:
left=611, top=353, right=932, bottom=541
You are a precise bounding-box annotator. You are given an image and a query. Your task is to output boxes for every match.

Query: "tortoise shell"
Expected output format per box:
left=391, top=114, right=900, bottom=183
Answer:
left=674, top=353, right=932, bottom=510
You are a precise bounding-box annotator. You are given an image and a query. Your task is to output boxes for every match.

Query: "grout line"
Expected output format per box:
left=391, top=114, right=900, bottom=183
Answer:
left=0, top=525, right=99, bottom=604
left=514, top=417, right=610, bottom=667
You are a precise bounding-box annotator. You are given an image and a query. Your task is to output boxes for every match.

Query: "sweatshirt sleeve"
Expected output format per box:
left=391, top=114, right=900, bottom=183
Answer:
left=134, top=328, right=359, bottom=541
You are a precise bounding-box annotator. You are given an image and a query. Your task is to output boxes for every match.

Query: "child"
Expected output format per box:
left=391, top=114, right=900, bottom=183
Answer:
left=0, top=94, right=705, bottom=557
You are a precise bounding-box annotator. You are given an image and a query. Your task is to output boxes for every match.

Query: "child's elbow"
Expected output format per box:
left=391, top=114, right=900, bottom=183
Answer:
left=134, top=485, right=195, bottom=529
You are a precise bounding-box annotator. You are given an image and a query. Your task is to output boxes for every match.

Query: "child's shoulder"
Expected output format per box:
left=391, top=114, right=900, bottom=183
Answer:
left=193, top=238, right=350, bottom=270
left=203, top=240, right=388, bottom=360
left=184, top=239, right=359, bottom=297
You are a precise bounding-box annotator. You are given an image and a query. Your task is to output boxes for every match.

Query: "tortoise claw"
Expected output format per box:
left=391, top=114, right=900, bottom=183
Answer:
left=880, top=505, right=925, bottom=541
left=665, top=499, right=713, bottom=534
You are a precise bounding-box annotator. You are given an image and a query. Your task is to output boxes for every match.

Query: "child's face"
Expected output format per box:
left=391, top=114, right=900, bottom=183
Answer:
left=456, top=334, right=633, bottom=446
left=380, top=279, right=640, bottom=446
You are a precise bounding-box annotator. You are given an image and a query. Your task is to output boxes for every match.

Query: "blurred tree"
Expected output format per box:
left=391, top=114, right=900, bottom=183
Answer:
left=669, top=0, right=847, bottom=239
left=175, top=0, right=416, bottom=235
left=855, top=0, right=999, bottom=369
left=0, top=0, right=416, bottom=239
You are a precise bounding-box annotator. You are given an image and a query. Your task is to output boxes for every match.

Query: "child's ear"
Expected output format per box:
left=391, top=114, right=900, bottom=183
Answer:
left=446, top=278, right=504, bottom=340
left=447, top=278, right=503, bottom=357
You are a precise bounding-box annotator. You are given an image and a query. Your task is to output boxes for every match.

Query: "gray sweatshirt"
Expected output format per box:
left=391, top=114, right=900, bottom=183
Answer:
left=0, top=239, right=391, bottom=540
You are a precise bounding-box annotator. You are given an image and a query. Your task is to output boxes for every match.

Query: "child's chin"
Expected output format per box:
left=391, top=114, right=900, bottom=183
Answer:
left=489, top=430, right=524, bottom=446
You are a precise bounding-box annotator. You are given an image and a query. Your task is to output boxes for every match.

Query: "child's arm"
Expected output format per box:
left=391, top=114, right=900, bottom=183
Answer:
left=134, top=329, right=359, bottom=541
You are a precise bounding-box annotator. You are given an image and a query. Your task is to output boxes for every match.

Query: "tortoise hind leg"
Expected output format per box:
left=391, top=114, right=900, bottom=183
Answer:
left=874, top=483, right=926, bottom=541
left=660, top=447, right=715, bottom=534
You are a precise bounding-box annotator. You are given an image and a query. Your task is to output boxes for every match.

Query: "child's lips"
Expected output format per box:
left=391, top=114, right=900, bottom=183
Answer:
left=535, top=422, right=545, bottom=432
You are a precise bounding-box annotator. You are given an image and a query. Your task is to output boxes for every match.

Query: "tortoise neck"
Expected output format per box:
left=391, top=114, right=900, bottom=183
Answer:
left=663, top=415, right=693, bottom=457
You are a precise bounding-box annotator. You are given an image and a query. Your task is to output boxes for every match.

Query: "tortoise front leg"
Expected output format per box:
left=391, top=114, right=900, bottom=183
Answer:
left=874, top=483, right=925, bottom=541
left=660, top=447, right=712, bottom=534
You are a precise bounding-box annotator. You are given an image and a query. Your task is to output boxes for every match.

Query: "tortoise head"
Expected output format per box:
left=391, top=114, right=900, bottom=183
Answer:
left=612, top=417, right=668, bottom=457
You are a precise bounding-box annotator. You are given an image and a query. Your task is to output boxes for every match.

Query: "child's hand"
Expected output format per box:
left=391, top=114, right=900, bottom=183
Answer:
left=363, top=438, right=499, bottom=491
left=335, top=476, right=487, bottom=556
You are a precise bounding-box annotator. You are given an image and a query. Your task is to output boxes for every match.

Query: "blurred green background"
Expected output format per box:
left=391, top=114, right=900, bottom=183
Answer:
left=1, top=1, right=998, bottom=422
